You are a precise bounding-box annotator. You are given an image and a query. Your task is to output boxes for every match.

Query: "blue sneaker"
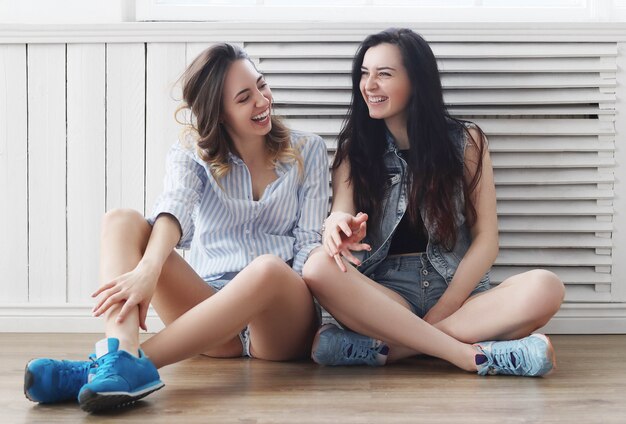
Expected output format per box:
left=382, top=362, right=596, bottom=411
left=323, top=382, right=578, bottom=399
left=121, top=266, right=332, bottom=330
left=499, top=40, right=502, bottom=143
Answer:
left=24, top=357, right=97, bottom=404
left=311, top=324, right=389, bottom=366
left=78, top=338, right=164, bottom=412
left=474, top=333, right=556, bottom=377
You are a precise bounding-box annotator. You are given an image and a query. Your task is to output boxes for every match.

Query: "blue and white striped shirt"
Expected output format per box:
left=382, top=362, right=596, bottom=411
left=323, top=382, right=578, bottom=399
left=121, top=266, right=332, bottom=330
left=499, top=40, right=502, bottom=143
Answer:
left=147, top=130, right=329, bottom=280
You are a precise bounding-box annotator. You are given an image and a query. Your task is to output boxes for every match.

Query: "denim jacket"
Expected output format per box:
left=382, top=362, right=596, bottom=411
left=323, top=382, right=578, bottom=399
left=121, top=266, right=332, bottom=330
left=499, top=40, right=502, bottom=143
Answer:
left=356, top=120, right=490, bottom=287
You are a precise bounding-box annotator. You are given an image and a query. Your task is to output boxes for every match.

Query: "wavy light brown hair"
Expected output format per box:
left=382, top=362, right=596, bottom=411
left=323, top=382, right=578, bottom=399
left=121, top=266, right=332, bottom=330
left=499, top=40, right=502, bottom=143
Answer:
left=175, top=43, right=302, bottom=180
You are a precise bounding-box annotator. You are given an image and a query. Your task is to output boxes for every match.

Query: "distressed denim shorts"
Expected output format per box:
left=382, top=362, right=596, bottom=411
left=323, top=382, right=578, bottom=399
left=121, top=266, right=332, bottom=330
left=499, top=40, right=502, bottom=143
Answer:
left=207, top=272, right=252, bottom=358
left=369, top=253, right=490, bottom=318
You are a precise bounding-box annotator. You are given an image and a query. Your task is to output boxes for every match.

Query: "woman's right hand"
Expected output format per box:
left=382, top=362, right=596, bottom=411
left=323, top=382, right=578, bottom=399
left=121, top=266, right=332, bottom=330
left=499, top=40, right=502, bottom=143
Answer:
left=323, top=211, right=371, bottom=272
left=91, top=261, right=160, bottom=331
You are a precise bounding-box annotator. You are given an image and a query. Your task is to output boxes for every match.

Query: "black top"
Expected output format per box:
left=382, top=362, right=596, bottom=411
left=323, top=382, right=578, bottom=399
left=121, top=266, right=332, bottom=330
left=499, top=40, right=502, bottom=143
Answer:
left=388, top=150, right=428, bottom=255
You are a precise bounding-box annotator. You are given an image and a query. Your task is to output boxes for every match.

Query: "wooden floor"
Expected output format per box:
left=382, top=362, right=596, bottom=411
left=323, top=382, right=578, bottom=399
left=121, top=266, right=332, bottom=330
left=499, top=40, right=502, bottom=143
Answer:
left=2, top=334, right=625, bottom=424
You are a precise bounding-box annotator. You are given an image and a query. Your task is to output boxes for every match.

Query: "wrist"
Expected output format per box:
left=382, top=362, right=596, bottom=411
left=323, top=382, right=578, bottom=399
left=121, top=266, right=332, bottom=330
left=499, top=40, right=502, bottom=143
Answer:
left=438, top=290, right=466, bottom=309
left=137, top=257, right=162, bottom=278
left=322, top=211, right=341, bottom=233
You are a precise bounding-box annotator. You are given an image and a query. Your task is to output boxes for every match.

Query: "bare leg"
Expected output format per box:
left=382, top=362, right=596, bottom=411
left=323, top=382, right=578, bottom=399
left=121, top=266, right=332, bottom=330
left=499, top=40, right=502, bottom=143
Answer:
left=303, top=250, right=478, bottom=371
left=98, top=209, right=242, bottom=357
left=303, top=249, right=564, bottom=365
left=142, top=255, right=318, bottom=367
left=435, top=269, right=565, bottom=343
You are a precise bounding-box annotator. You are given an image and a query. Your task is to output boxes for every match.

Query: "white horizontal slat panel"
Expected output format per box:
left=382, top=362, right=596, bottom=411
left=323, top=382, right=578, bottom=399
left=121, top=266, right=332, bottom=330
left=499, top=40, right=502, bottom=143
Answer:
left=106, top=43, right=146, bottom=213
left=499, top=233, right=612, bottom=249
left=488, top=136, right=614, bottom=153
left=495, top=185, right=613, bottom=200
left=450, top=106, right=612, bottom=116
left=497, top=200, right=613, bottom=216
left=430, top=42, right=618, bottom=58
left=438, top=57, right=616, bottom=73
left=495, top=249, right=612, bottom=267
left=490, top=266, right=611, bottom=285
left=66, top=44, right=105, bottom=303
left=491, top=152, right=614, bottom=168
left=28, top=44, right=66, bottom=303
left=145, top=43, right=187, bottom=217
left=493, top=169, right=614, bottom=185
left=441, top=73, right=615, bottom=89
left=498, top=216, right=612, bottom=232
left=0, top=44, right=28, bottom=303
left=445, top=88, right=614, bottom=105
left=264, top=39, right=617, bottom=303
left=471, top=119, right=615, bottom=135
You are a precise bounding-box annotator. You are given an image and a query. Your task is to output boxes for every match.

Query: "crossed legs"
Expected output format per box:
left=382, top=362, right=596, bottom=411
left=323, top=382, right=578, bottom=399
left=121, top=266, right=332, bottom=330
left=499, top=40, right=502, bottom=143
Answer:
left=302, top=249, right=564, bottom=369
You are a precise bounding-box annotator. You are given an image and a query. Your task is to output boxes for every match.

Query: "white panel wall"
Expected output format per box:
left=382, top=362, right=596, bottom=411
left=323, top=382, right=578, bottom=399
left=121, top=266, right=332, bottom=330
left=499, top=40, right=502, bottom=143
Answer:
left=0, top=23, right=625, bottom=333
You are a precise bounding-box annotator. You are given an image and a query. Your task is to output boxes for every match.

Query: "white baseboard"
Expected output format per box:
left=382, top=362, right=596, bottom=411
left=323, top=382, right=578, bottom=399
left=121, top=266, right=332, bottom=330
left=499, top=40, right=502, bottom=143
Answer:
left=0, top=304, right=166, bottom=333
left=0, top=303, right=625, bottom=334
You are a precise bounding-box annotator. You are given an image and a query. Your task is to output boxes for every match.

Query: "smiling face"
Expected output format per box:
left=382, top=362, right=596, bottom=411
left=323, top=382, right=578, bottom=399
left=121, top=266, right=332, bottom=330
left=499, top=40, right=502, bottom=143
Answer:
left=359, top=43, right=412, bottom=129
left=221, top=59, right=272, bottom=143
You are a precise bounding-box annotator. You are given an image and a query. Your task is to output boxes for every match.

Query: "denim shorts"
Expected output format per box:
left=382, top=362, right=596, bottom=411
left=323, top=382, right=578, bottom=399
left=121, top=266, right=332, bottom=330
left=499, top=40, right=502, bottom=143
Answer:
left=369, top=253, right=490, bottom=318
left=207, top=272, right=252, bottom=358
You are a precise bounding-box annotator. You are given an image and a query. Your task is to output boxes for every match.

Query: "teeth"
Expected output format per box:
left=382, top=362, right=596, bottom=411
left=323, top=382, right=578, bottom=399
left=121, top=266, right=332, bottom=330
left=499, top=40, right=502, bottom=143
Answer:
left=252, top=108, right=270, bottom=121
left=368, top=96, right=388, bottom=104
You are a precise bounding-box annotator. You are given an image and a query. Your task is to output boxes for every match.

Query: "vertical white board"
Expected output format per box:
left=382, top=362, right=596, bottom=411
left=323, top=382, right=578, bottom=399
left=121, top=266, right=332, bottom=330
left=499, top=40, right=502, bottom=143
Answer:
left=66, top=44, right=106, bottom=302
left=27, top=44, right=66, bottom=303
left=106, top=43, right=146, bottom=214
left=0, top=45, right=28, bottom=302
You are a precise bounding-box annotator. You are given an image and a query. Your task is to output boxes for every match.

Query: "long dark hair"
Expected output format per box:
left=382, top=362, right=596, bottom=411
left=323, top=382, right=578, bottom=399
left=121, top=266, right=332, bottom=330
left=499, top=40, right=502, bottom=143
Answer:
left=333, top=28, right=485, bottom=249
left=176, top=43, right=301, bottom=180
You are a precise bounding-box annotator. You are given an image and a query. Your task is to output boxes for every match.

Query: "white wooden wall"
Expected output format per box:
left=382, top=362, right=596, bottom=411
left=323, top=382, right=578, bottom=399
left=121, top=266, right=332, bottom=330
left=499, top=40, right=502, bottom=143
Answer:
left=0, top=22, right=625, bottom=333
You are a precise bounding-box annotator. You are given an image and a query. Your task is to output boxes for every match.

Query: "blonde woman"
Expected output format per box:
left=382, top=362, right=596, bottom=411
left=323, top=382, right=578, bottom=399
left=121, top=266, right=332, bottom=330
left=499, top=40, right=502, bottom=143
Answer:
left=24, top=43, right=328, bottom=412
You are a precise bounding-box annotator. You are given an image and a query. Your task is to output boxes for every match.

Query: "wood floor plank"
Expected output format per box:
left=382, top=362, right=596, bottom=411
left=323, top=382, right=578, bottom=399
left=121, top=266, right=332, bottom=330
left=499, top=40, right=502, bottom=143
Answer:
left=2, top=334, right=625, bottom=423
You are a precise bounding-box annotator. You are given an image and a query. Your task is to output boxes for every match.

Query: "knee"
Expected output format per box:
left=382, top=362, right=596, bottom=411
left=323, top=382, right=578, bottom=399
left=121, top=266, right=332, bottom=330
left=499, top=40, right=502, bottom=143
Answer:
left=523, top=269, right=565, bottom=318
left=102, top=208, right=145, bottom=232
left=302, top=249, right=337, bottom=293
left=244, top=254, right=293, bottom=291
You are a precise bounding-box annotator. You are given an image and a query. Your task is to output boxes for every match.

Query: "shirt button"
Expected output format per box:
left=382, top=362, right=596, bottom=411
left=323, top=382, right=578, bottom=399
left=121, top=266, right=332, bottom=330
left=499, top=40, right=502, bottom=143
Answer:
left=422, top=269, right=428, bottom=276
left=423, top=281, right=430, bottom=288
left=245, top=230, right=250, bottom=234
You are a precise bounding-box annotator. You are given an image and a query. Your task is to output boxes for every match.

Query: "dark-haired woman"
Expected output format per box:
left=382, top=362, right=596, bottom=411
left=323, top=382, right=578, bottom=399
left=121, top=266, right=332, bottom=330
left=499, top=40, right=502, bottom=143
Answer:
left=24, top=43, right=328, bottom=411
left=303, top=28, right=565, bottom=376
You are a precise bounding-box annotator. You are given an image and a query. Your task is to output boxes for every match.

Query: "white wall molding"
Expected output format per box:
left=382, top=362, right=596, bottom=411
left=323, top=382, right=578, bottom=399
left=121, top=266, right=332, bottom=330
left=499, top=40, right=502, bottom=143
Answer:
left=5, top=22, right=626, bottom=44
left=0, top=303, right=624, bottom=334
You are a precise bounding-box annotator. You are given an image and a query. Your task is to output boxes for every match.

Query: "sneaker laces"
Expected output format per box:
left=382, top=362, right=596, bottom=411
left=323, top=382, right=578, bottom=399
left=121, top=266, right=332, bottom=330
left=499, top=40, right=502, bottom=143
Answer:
left=94, top=352, right=123, bottom=380
left=339, top=334, right=379, bottom=362
left=58, top=359, right=96, bottom=392
left=484, top=344, right=530, bottom=375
